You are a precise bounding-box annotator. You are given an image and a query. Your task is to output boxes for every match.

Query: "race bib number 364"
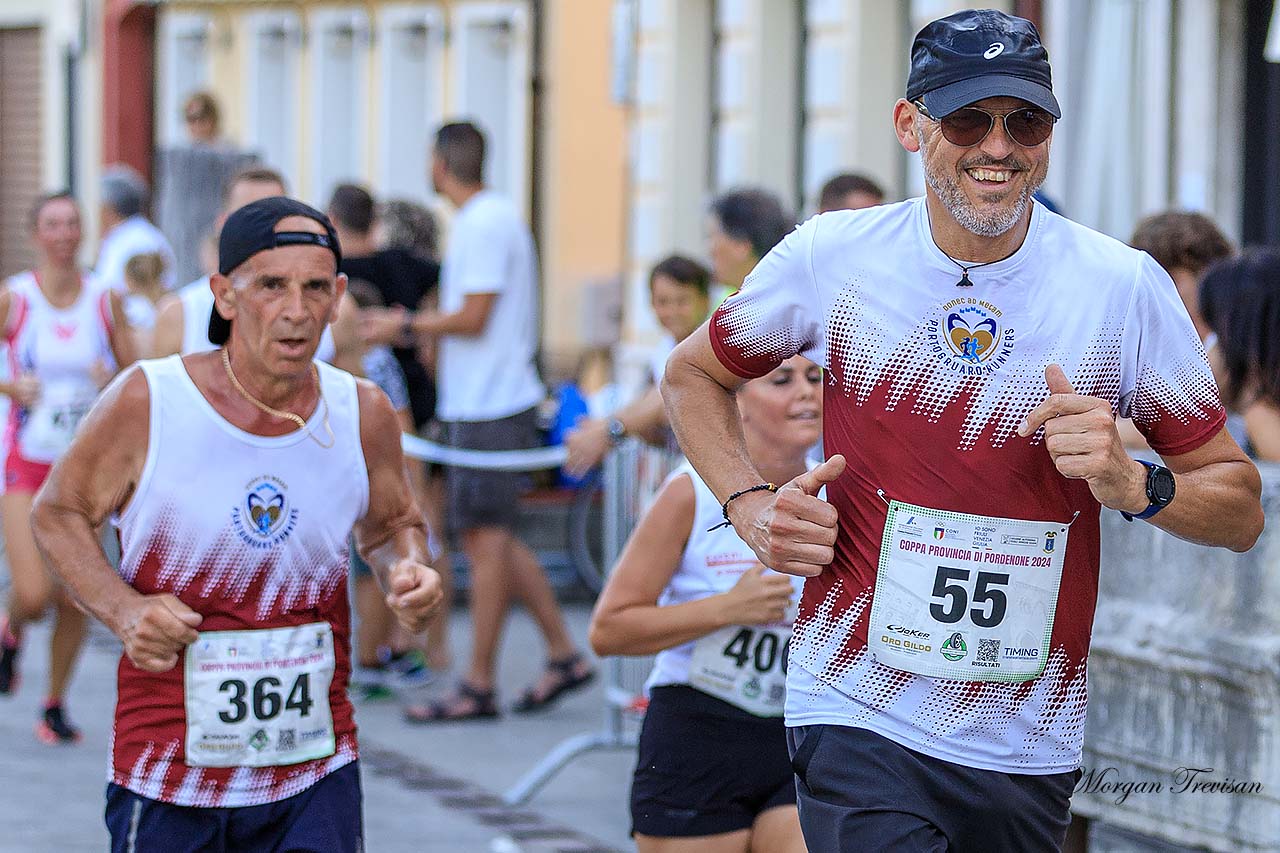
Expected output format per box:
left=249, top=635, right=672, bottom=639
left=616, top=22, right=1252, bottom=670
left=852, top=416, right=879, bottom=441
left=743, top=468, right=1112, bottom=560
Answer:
left=868, top=500, right=1068, bottom=682
left=184, top=623, right=336, bottom=768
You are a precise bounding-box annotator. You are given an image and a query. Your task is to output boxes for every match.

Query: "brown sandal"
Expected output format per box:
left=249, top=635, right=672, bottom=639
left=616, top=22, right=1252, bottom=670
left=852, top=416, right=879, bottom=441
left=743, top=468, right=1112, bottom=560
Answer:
left=404, top=682, right=499, bottom=723
left=512, top=654, right=596, bottom=713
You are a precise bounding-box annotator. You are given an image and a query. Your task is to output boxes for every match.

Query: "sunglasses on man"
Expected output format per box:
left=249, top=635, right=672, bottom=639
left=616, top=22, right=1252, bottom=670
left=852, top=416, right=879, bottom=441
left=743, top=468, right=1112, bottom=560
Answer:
left=914, top=101, right=1056, bottom=148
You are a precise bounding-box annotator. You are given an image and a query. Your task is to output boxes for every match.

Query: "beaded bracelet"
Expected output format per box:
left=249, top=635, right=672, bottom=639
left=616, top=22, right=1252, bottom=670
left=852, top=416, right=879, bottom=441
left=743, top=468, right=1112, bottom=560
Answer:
left=708, top=483, right=778, bottom=531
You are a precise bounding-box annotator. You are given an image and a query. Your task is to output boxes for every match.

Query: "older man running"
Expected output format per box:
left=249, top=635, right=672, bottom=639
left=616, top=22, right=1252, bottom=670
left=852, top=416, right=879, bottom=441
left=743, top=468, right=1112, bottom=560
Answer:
left=31, top=196, right=442, bottom=852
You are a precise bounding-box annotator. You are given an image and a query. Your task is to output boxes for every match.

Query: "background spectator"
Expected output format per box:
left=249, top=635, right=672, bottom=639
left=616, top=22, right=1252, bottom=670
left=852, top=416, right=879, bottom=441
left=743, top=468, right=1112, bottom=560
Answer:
left=155, top=91, right=258, bottom=284
left=379, top=199, right=442, bottom=262
left=366, top=121, right=592, bottom=722
left=95, top=165, right=177, bottom=294
left=707, top=188, right=794, bottom=297
left=1119, top=211, right=1235, bottom=450
left=564, top=255, right=711, bottom=477
left=330, top=183, right=440, bottom=432
left=181, top=92, right=226, bottom=148
left=122, top=251, right=168, bottom=352
left=818, top=172, right=886, bottom=213
left=1131, top=211, right=1234, bottom=344
left=1200, top=249, right=1280, bottom=462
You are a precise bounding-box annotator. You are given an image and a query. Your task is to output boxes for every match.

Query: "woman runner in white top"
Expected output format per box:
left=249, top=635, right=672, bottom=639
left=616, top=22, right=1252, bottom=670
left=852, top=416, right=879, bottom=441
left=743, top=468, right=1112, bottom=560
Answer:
left=0, top=191, right=135, bottom=744
left=589, top=355, right=821, bottom=853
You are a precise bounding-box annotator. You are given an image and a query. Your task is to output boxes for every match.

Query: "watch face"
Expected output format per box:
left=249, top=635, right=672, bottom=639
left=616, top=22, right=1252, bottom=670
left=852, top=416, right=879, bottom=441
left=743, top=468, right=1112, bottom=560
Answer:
left=1150, top=466, right=1176, bottom=505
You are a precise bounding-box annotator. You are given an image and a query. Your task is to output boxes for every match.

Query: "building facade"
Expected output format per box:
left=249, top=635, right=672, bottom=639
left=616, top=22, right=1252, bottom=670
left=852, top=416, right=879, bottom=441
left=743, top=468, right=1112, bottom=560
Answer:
left=616, top=0, right=1274, bottom=365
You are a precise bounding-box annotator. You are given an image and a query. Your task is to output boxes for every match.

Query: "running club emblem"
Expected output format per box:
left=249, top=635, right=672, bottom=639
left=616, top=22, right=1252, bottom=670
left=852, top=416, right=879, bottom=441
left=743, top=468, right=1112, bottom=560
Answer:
left=927, top=298, right=1015, bottom=376
left=232, top=475, right=299, bottom=548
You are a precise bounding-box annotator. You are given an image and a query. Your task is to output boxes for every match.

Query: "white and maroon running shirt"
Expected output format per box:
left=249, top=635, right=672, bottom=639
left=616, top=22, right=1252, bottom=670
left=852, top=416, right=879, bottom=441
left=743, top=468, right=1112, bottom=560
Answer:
left=112, top=355, right=368, bottom=807
left=4, top=270, right=114, bottom=464
left=708, top=198, right=1225, bottom=773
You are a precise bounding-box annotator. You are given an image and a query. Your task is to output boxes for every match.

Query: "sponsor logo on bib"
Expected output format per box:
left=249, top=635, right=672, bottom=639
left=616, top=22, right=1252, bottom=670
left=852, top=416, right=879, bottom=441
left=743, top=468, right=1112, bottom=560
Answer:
left=940, top=632, right=968, bottom=662
left=1043, top=531, right=1057, bottom=553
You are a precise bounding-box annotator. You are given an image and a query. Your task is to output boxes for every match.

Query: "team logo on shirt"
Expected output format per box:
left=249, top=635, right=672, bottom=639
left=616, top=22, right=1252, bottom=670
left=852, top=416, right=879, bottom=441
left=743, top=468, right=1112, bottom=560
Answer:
left=927, top=298, right=1016, bottom=376
left=232, top=475, right=299, bottom=548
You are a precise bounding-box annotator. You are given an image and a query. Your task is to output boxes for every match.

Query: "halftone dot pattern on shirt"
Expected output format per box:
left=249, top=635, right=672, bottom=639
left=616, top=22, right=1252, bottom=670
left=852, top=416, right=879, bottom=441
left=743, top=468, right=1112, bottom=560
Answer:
left=710, top=199, right=1227, bottom=773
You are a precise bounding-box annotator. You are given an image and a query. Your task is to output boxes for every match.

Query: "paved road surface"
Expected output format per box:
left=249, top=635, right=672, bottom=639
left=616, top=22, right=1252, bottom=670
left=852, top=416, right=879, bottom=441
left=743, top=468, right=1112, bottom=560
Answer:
left=1, top=603, right=636, bottom=853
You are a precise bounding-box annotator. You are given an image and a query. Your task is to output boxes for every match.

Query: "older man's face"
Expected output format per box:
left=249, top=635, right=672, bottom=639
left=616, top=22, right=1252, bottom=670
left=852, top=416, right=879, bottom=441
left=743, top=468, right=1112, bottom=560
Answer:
left=217, top=216, right=345, bottom=372
left=916, top=96, right=1051, bottom=238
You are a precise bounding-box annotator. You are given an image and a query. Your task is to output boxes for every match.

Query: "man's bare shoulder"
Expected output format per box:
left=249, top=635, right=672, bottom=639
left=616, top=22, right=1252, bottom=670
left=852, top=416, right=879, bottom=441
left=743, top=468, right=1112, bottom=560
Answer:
left=355, top=376, right=400, bottom=433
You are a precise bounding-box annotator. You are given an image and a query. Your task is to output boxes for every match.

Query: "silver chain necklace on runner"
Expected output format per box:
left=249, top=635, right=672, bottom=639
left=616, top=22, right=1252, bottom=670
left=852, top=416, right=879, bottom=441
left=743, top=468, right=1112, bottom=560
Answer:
left=221, top=347, right=335, bottom=449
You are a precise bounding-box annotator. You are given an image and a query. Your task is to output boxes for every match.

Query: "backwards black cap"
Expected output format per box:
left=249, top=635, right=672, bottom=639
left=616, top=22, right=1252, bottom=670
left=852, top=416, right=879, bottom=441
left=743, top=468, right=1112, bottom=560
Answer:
left=906, top=9, right=1060, bottom=120
left=209, top=196, right=342, bottom=345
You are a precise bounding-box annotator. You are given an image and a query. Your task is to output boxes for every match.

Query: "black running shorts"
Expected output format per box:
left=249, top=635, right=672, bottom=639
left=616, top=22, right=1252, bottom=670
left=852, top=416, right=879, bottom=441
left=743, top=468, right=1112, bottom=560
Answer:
left=631, top=685, right=796, bottom=838
left=787, top=725, right=1079, bottom=852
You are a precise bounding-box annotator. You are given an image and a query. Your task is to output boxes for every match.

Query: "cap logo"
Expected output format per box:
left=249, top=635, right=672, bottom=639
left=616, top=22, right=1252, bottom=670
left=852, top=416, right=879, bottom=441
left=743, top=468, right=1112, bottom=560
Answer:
left=984, top=42, right=1006, bottom=59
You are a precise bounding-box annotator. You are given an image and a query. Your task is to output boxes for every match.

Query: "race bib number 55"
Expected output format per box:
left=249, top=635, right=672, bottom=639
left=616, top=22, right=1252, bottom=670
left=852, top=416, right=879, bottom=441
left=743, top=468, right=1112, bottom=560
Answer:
left=184, top=623, right=336, bottom=768
left=868, top=500, right=1068, bottom=682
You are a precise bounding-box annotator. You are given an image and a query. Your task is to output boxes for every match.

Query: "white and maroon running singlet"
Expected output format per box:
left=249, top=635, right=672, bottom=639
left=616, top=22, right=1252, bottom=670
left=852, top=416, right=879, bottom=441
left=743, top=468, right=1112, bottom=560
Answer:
left=4, top=270, right=114, bottom=465
left=708, top=198, right=1224, bottom=774
left=112, top=355, right=368, bottom=807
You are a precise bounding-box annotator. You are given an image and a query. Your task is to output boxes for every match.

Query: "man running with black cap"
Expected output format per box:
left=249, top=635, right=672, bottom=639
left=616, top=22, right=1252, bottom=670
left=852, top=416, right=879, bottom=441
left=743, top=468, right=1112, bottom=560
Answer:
left=31, top=196, right=443, bottom=852
left=663, top=9, right=1262, bottom=851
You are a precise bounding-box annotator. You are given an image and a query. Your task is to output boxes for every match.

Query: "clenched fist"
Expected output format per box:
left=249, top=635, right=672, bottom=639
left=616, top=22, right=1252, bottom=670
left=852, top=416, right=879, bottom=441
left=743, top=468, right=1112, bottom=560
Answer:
left=115, top=593, right=203, bottom=673
left=385, top=560, right=445, bottom=634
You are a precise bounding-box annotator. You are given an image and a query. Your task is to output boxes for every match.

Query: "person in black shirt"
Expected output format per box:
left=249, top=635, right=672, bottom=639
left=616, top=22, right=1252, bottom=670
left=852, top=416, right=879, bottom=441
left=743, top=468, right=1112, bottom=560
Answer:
left=329, top=184, right=453, bottom=678
left=329, top=183, right=440, bottom=431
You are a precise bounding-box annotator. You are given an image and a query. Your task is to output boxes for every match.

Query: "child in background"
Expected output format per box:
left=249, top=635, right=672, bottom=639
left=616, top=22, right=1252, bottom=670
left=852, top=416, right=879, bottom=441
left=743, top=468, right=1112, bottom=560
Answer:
left=123, top=252, right=168, bottom=353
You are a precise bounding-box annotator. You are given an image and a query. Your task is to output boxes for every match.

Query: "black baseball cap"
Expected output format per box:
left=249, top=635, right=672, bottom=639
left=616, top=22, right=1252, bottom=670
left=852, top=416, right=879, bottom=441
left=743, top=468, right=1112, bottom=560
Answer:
left=906, top=9, right=1060, bottom=120
left=209, top=196, right=342, bottom=345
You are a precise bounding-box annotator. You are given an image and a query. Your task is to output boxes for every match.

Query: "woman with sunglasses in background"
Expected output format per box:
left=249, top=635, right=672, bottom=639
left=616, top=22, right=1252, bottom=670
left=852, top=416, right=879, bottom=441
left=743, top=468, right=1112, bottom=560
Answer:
left=589, top=356, right=822, bottom=853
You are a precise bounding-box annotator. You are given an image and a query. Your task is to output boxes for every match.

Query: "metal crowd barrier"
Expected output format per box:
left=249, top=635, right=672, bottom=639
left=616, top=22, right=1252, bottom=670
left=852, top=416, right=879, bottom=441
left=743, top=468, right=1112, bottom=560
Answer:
left=1074, top=461, right=1280, bottom=851
left=502, top=440, right=683, bottom=806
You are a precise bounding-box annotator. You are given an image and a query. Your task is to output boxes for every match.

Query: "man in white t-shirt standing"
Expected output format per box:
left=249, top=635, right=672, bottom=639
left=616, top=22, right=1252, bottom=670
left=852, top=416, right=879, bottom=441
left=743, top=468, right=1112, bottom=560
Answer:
left=95, top=165, right=178, bottom=297
left=663, top=10, right=1263, bottom=852
left=364, top=122, right=593, bottom=720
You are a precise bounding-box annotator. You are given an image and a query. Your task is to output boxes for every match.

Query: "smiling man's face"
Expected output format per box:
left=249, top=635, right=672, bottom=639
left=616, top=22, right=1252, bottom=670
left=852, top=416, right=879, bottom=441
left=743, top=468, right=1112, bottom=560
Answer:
left=916, top=96, right=1051, bottom=238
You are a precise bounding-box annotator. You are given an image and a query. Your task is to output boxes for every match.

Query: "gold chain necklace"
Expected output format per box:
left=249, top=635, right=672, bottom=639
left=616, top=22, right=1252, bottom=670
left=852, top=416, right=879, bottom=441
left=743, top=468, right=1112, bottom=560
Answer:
left=221, top=347, right=335, bottom=449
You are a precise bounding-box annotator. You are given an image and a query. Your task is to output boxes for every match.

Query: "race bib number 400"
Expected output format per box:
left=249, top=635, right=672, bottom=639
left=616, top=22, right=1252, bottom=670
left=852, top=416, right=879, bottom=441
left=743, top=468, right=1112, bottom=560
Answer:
left=689, top=624, right=790, bottom=717
left=868, top=500, right=1068, bottom=682
left=184, top=623, right=336, bottom=768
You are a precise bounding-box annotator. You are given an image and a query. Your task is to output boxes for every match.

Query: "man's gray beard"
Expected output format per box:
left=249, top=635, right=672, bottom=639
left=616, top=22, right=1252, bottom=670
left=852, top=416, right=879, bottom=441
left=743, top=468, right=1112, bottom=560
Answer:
left=921, top=155, right=1044, bottom=238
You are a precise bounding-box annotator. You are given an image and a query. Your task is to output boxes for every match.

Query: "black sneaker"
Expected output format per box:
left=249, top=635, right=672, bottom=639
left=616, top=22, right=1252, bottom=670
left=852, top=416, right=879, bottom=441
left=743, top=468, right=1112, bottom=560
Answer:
left=0, top=620, right=19, bottom=695
left=35, top=704, right=81, bottom=745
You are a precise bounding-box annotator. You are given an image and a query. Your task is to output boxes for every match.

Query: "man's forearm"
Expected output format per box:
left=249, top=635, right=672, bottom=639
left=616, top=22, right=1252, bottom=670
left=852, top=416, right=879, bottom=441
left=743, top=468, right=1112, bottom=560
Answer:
left=31, top=504, right=142, bottom=635
left=411, top=309, right=481, bottom=337
left=360, top=522, right=431, bottom=591
left=617, top=387, right=669, bottom=446
left=662, top=357, right=762, bottom=503
left=1149, top=459, right=1263, bottom=552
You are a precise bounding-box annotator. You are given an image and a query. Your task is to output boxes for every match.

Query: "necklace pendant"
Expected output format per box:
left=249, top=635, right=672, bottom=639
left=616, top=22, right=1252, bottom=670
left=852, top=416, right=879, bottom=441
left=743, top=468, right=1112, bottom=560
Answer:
left=956, top=272, right=973, bottom=287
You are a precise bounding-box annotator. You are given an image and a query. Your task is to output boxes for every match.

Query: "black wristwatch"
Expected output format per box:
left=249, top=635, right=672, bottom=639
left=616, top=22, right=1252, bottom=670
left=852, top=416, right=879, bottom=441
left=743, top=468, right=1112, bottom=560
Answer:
left=606, top=418, right=628, bottom=446
left=1121, top=461, right=1176, bottom=521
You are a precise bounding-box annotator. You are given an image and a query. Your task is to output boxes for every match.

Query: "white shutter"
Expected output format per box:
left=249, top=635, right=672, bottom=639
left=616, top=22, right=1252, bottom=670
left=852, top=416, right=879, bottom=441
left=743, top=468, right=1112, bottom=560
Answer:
left=308, top=7, right=372, bottom=207
left=243, top=11, right=303, bottom=190
left=450, top=2, right=531, bottom=205
left=375, top=4, right=446, bottom=205
left=156, top=11, right=213, bottom=147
